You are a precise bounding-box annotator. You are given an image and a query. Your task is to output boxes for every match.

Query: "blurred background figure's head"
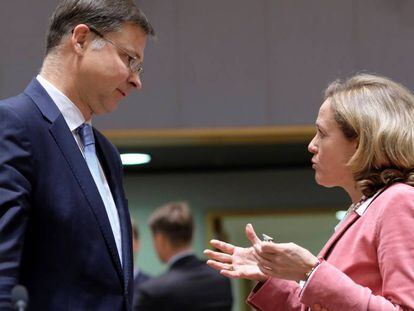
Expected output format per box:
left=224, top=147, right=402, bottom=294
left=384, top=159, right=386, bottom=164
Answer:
left=148, top=202, right=193, bottom=263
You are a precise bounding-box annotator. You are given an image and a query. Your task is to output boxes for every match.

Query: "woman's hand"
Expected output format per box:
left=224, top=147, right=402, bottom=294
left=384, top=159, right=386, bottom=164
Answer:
left=248, top=225, right=319, bottom=282
left=204, top=223, right=319, bottom=282
left=204, top=224, right=269, bottom=282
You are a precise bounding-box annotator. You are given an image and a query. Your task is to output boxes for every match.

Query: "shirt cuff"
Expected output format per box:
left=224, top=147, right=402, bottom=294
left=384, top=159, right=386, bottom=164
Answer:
left=299, top=258, right=323, bottom=296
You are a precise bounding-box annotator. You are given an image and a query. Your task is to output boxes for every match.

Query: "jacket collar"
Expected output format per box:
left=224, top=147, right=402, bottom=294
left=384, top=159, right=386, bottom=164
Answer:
left=319, top=188, right=384, bottom=259
left=24, top=78, right=61, bottom=123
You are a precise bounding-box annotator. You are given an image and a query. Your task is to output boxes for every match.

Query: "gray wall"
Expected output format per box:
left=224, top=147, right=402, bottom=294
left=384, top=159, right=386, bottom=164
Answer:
left=2, top=1, right=414, bottom=130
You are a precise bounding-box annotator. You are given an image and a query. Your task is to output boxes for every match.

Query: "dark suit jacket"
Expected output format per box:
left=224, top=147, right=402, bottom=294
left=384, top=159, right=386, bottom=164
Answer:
left=0, top=79, right=133, bottom=310
left=135, top=254, right=233, bottom=311
left=132, top=270, right=151, bottom=309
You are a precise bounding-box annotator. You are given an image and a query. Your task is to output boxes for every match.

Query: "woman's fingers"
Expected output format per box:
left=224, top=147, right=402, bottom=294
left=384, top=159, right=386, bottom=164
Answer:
left=206, top=259, right=233, bottom=271
left=245, top=223, right=262, bottom=246
left=254, top=242, right=279, bottom=261
left=207, top=260, right=240, bottom=279
left=204, top=249, right=232, bottom=263
left=209, top=239, right=235, bottom=255
left=254, top=249, right=277, bottom=276
left=220, top=269, right=241, bottom=279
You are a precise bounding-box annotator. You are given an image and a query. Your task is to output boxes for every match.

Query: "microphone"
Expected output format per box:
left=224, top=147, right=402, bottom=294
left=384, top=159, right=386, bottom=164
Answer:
left=11, top=285, right=29, bottom=311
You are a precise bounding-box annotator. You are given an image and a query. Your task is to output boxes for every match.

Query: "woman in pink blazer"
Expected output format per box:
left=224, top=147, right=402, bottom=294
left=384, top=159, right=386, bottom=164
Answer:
left=205, top=74, right=414, bottom=310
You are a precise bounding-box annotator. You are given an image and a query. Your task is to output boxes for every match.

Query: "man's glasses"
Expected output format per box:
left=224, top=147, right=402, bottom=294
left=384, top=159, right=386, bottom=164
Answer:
left=89, top=27, right=143, bottom=77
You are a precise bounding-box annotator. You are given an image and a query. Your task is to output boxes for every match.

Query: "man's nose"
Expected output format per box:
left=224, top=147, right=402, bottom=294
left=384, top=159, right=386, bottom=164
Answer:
left=129, top=72, right=142, bottom=90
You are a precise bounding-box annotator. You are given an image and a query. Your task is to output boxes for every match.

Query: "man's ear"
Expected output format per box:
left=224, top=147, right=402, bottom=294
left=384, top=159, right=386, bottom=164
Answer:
left=71, top=24, right=91, bottom=53
left=133, top=238, right=140, bottom=253
left=155, top=232, right=167, bottom=248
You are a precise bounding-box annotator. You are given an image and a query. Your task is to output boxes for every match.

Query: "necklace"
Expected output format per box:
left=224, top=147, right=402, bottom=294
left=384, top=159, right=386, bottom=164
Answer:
left=351, top=196, right=367, bottom=211
left=335, top=195, right=368, bottom=231
left=349, top=196, right=367, bottom=213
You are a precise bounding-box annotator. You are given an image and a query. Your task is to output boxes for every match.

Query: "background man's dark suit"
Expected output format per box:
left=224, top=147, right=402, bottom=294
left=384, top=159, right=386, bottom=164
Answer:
left=0, top=80, right=133, bottom=310
left=136, top=254, right=232, bottom=311
left=132, top=271, right=151, bottom=309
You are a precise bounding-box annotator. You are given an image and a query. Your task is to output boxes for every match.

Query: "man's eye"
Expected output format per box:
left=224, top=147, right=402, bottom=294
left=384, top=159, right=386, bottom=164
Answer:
left=121, top=54, right=131, bottom=63
left=120, top=52, right=131, bottom=64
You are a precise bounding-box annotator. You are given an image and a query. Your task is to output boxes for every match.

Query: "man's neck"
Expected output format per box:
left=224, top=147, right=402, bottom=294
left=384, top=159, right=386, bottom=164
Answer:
left=40, top=57, right=92, bottom=121
left=166, top=247, right=193, bottom=266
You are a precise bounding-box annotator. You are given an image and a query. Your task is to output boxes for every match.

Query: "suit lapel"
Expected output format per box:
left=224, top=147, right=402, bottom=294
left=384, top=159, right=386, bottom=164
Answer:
left=25, top=79, right=125, bottom=285
left=318, top=212, right=360, bottom=259
left=318, top=189, right=386, bottom=259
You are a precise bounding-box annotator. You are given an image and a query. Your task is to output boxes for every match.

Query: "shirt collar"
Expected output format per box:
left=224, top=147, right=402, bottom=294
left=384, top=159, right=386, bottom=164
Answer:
left=167, top=249, right=193, bottom=267
left=355, top=189, right=382, bottom=216
left=36, top=75, right=88, bottom=131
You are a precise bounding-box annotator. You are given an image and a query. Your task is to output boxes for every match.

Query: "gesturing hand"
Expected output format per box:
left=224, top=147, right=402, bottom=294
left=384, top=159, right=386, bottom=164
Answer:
left=204, top=223, right=319, bottom=283
left=246, top=226, right=319, bottom=282
left=204, top=224, right=268, bottom=282
left=254, top=241, right=319, bottom=281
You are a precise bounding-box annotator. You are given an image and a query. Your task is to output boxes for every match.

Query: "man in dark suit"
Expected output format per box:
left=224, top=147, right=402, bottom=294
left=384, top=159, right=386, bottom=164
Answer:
left=131, top=221, right=151, bottom=308
left=0, top=1, right=154, bottom=310
left=135, top=202, right=233, bottom=311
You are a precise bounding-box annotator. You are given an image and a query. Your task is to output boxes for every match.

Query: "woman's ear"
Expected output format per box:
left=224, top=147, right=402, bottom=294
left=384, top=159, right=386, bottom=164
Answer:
left=354, top=138, right=359, bottom=150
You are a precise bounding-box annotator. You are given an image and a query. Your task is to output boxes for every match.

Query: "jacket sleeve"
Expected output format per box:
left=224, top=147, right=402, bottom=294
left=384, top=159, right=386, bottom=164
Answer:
left=300, top=190, right=414, bottom=310
left=247, top=278, right=303, bottom=311
left=0, top=105, right=33, bottom=309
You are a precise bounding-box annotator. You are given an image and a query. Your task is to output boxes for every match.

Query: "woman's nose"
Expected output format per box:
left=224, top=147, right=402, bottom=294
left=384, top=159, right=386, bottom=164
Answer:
left=308, top=136, right=317, bottom=154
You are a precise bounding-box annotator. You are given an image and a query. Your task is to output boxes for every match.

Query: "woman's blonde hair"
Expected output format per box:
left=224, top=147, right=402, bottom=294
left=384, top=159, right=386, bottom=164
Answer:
left=325, top=73, right=414, bottom=197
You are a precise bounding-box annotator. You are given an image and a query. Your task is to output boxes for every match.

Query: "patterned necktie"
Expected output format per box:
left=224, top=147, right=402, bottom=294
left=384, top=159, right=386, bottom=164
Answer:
left=77, top=123, right=123, bottom=265
left=77, top=124, right=106, bottom=198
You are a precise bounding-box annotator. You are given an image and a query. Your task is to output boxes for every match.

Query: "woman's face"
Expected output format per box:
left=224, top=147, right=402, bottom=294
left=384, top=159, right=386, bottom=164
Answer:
left=308, top=99, right=358, bottom=191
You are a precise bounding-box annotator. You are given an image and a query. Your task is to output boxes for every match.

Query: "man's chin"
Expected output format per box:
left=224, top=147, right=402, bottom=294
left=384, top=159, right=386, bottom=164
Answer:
left=95, top=103, right=120, bottom=115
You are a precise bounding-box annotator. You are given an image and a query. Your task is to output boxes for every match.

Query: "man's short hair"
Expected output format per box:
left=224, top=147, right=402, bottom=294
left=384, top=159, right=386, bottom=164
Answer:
left=46, top=0, right=155, bottom=54
left=148, top=202, right=193, bottom=247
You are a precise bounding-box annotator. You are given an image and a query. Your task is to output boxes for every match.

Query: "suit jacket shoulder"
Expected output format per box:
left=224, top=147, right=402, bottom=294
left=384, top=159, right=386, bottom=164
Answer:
left=136, top=255, right=232, bottom=311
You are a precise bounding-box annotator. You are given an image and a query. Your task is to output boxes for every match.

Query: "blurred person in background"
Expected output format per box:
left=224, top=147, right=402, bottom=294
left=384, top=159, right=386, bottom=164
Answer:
left=131, top=220, right=151, bottom=309
left=205, top=74, right=414, bottom=310
left=136, top=202, right=233, bottom=311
